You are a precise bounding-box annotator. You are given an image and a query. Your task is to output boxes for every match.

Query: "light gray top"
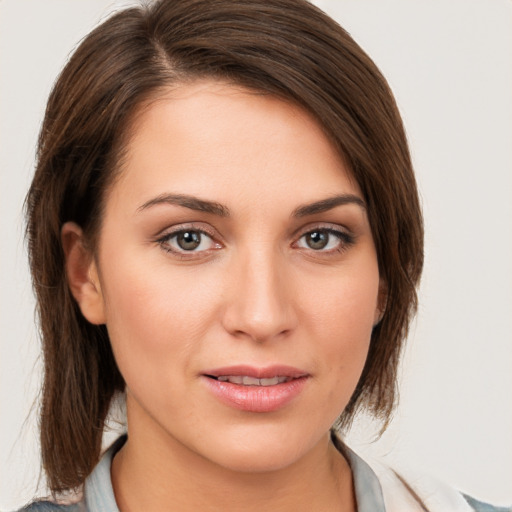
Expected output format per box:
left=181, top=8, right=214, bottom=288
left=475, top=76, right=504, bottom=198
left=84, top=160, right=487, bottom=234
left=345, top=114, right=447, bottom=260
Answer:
left=18, top=434, right=509, bottom=512
left=81, top=435, right=386, bottom=512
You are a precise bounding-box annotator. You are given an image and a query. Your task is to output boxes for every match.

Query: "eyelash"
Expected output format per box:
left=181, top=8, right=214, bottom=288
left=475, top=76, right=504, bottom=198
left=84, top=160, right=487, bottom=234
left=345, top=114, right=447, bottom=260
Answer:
left=156, top=224, right=355, bottom=258
left=294, top=227, right=355, bottom=255
left=156, top=226, right=220, bottom=258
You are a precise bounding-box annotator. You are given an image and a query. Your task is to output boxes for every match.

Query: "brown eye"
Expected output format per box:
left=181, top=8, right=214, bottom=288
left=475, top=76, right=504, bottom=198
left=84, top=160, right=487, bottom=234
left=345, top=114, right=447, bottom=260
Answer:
left=176, top=231, right=202, bottom=251
left=305, top=230, right=329, bottom=250
left=158, top=228, right=219, bottom=254
left=296, top=227, right=354, bottom=253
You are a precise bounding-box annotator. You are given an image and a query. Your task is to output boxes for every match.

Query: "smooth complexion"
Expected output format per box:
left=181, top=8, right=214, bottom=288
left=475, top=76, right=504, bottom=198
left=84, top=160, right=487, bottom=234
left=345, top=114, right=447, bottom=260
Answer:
left=63, top=81, right=383, bottom=512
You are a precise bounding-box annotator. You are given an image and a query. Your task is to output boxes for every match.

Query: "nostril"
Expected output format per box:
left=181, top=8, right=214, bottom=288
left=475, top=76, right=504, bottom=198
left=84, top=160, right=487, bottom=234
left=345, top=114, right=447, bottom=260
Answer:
left=220, top=264, right=298, bottom=343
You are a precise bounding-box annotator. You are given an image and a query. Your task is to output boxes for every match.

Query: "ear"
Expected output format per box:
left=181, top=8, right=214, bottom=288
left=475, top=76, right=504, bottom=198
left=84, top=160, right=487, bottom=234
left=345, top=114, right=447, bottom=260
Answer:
left=373, top=278, right=388, bottom=327
left=61, top=222, right=106, bottom=325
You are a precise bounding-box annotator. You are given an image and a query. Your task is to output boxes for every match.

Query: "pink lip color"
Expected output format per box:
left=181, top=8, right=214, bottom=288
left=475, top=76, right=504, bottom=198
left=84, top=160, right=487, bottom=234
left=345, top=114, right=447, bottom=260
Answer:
left=201, top=365, right=309, bottom=413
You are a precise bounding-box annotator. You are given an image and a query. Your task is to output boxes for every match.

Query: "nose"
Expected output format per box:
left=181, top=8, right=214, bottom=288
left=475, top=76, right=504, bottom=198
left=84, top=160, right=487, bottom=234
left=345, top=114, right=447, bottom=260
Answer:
left=221, top=248, right=298, bottom=343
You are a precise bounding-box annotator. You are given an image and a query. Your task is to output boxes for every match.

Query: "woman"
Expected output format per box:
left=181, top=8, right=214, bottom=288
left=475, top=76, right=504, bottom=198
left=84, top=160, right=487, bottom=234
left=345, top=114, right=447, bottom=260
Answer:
left=17, top=0, right=509, bottom=511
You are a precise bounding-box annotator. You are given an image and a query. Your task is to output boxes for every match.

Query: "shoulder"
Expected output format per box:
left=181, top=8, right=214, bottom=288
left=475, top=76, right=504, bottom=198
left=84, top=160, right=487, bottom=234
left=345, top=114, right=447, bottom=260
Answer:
left=15, top=436, right=125, bottom=512
left=334, top=434, right=511, bottom=512
left=379, top=462, right=511, bottom=512
left=463, top=494, right=512, bottom=512
left=14, top=490, right=85, bottom=512
left=14, top=501, right=84, bottom=512
left=383, top=464, right=511, bottom=512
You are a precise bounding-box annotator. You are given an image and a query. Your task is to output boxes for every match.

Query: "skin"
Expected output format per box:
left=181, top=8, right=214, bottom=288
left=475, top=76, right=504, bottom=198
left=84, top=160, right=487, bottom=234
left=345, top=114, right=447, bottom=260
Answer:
left=63, top=80, right=383, bottom=512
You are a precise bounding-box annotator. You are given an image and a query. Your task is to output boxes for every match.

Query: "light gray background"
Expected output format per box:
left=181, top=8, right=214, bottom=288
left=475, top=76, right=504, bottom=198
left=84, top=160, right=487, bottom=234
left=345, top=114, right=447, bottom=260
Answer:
left=1, top=0, right=511, bottom=509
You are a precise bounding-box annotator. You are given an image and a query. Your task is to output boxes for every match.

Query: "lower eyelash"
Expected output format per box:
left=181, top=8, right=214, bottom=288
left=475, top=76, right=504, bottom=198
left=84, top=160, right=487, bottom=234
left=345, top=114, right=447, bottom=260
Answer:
left=334, top=230, right=355, bottom=245
left=325, top=229, right=355, bottom=251
left=301, top=228, right=355, bottom=253
left=155, top=227, right=354, bottom=257
left=156, top=229, right=213, bottom=256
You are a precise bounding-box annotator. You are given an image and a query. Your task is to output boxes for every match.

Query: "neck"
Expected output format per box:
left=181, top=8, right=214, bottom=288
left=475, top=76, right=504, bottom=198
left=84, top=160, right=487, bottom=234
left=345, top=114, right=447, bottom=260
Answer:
left=111, top=401, right=356, bottom=512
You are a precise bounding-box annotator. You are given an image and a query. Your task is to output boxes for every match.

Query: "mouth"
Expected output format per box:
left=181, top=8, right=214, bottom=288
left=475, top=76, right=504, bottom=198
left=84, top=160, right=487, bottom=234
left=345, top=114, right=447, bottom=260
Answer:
left=207, top=375, right=293, bottom=386
left=201, top=365, right=309, bottom=412
left=203, top=364, right=308, bottom=384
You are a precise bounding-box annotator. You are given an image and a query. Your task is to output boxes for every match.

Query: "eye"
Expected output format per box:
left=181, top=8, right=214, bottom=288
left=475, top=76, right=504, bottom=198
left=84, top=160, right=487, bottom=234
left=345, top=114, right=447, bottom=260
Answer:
left=296, top=228, right=353, bottom=252
left=158, top=228, right=220, bottom=254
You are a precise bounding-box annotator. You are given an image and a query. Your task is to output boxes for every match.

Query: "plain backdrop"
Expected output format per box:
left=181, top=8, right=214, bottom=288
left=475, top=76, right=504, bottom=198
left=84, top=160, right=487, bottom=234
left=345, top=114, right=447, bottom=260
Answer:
left=1, top=0, right=511, bottom=510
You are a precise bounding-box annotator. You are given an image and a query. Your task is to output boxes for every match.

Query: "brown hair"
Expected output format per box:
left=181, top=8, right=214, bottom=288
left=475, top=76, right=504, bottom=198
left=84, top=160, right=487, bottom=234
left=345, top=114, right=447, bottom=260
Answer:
left=26, top=0, right=423, bottom=494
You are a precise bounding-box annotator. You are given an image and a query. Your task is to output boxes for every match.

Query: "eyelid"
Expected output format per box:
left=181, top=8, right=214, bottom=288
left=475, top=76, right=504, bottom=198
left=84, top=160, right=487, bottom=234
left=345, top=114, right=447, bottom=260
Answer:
left=155, top=222, right=223, bottom=256
left=155, top=222, right=218, bottom=240
left=292, top=222, right=356, bottom=252
left=293, top=222, right=353, bottom=239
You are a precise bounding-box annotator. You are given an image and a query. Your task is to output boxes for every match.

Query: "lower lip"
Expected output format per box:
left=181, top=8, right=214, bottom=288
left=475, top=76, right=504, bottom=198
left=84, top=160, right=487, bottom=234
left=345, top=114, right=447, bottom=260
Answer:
left=202, top=376, right=308, bottom=412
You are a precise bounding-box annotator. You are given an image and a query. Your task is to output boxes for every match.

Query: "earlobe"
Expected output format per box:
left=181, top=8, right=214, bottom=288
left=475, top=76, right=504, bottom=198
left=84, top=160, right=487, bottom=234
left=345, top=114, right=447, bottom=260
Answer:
left=61, top=222, right=106, bottom=325
left=374, top=279, right=388, bottom=326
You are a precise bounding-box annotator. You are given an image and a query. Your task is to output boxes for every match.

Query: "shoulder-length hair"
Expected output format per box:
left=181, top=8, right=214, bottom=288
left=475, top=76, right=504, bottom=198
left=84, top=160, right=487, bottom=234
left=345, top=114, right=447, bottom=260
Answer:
left=26, top=0, right=423, bottom=494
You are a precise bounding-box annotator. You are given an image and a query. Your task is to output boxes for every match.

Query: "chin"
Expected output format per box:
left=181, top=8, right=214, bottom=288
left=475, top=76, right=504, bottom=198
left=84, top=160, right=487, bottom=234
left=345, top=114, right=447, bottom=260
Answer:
left=195, top=423, right=328, bottom=474
left=213, top=446, right=304, bottom=474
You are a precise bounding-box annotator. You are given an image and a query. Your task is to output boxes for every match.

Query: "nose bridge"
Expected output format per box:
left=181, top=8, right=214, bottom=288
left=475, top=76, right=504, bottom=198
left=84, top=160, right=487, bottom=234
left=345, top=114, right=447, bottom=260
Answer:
left=222, top=243, right=296, bottom=342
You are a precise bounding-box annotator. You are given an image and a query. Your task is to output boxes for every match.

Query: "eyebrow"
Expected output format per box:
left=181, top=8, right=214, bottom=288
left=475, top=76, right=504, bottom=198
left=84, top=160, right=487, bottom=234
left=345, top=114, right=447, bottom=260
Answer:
left=137, top=193, right=230, bottom=217
left=137, top=192, right=365, bottom=218
left=292, top=194, right=366, bottom=217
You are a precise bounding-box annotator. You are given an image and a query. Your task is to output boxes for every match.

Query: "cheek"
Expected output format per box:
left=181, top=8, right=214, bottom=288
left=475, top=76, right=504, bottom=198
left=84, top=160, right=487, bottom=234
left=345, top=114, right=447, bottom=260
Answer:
left=98, top=252, right=221, bottom=375
left=301, top=261, right=379, bottom=378
left=307, top=261, right=379, bottom=327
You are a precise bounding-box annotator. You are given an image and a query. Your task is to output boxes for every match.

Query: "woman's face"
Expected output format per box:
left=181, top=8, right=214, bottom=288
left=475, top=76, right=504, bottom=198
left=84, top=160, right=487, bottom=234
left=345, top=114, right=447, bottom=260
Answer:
left=81, top=80, right=382, bottom=472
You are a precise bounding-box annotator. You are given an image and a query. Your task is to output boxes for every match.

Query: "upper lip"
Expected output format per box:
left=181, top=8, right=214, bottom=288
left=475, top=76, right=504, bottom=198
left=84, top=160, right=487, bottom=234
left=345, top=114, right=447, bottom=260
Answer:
left=203, top=365, right=309, bottom=379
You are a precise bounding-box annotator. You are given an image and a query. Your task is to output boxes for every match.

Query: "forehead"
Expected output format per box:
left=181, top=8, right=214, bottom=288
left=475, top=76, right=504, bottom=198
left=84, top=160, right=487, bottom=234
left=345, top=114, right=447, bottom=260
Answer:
left=108, top=79, right=361, bottom=213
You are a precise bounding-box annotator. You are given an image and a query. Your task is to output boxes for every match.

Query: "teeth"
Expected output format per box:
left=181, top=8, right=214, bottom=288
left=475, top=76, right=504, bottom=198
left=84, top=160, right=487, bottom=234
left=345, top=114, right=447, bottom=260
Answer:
left=217, top=375, right=243, bottom=384
left=260, top=377, right=278, bottom=386
left=242, top=376, right=261, bottom=386
left=216, top=375, right=290, bottom=386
